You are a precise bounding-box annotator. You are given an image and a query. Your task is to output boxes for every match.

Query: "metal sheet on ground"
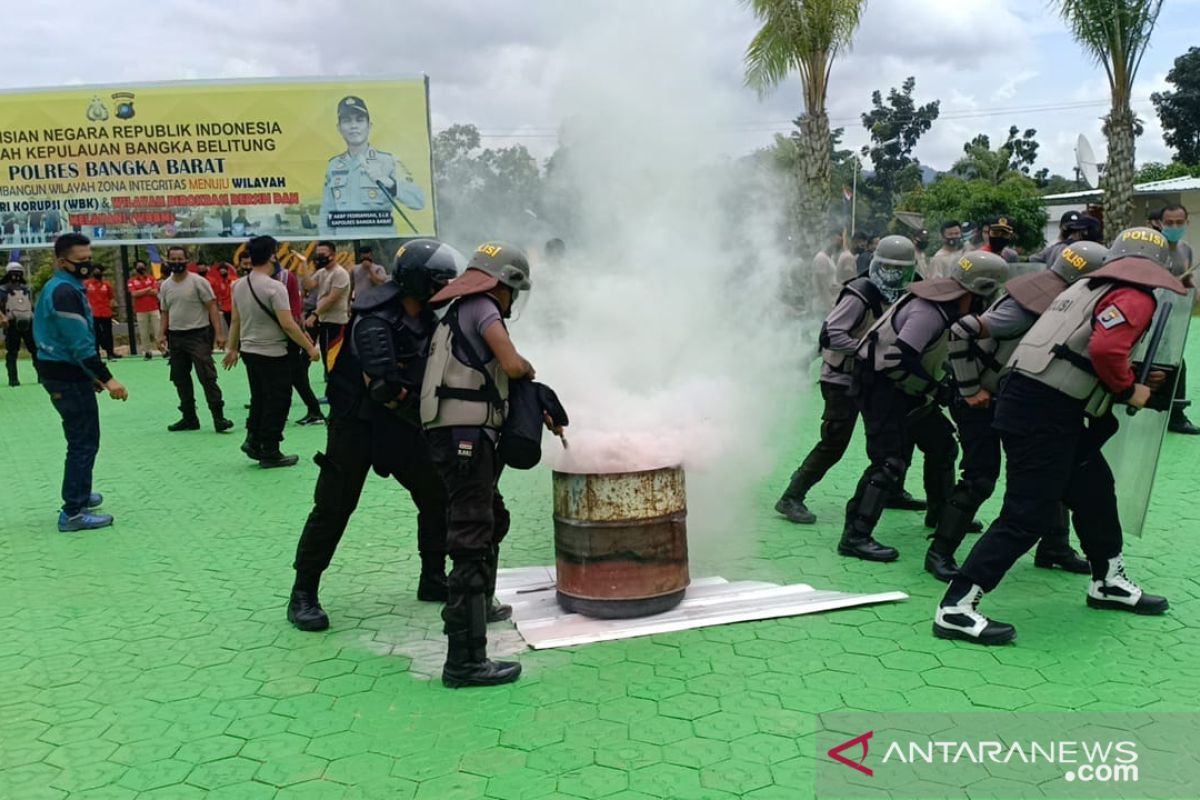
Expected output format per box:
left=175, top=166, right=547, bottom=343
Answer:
left=495, top=567, right=908, bottom=650
left=1103, top=287, right=1195, bottom=538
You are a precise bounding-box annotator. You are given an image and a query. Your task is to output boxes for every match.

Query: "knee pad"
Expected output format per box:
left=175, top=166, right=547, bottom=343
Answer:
left=965, top=477, right=996, bottom=503
left=448, top=556, right=491, bottom=594
left=881, top=457, right=907, bottom=485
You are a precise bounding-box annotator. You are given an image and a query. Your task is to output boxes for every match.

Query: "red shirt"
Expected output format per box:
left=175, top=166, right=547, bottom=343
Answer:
left=207, top=269, right=234, bottom=312
left=1088, top=286, right=1157, bottom=396
left=127, top=274, right=160, bottom=313
left=84, top=278, right=115, bottom=319
left=274, top=268, right=304, bottom=323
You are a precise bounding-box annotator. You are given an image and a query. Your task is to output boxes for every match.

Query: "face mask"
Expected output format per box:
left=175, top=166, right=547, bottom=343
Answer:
left=136, top=267, right=147, bottom=274
left=314, top=256, right=330, bottom=267
left=168, top=263, right=187, bottom=274
left=915, top=239, right=928, bottom=250
left=69, top=260, right=95, bottom=278
left=945, top=237, right=962, bottom=248
left=1164, top=226, right=1187, bottom=244
left=989, top=237, right=1011, bottom=252
left=219, top=268, right=228, bottom=276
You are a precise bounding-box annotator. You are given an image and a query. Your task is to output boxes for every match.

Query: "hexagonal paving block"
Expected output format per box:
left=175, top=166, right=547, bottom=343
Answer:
left=700, top=758, right=773, bottom=794
left=225, top=712, right=293, bottom=739
left=499, top=722, right=565, bottom=751
left=629, top=715, right=694, bottom=746
left=657, top=693, right=721, bottom=721
left=485, top=766, right=559, bottom=799
left=48, top=761, right=128, bottom=794
left=557, top=764, right=629, bottom=798
left=594, top=739, right=663, bottom=772
left=628, top=763, right=702, bottom=797
left=525, top=742, right=595, bottom=774
left=413, top=772, right=488, bottom=800
left=256, top=753, right=329, bottom=787
left=692, top=712, right=758, bottom=742
left=116, top=759, right=193, bottom=793
left=185, top=756, right=261, bottom=790
left=45, top=739, right=119, bottom=768
left=389, top=747, right=461, bottom=783
left=175, top=734, right=245, bottom=765
left=662, top=737, right=732, bottom=769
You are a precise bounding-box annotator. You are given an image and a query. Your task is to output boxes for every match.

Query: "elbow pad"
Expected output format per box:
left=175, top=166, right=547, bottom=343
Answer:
left=950, top=315, right=983, bottom=342
left=353, top=317, right=396, bottom=379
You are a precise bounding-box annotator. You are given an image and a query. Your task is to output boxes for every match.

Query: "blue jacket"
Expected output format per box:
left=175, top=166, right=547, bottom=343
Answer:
left=33, top=270, right=112, bottom=383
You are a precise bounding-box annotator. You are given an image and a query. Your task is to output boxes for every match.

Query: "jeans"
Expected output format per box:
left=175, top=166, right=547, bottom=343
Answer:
left=242, top=351, right=292, bottom=450
left=43, top=378, right=100, bottom=516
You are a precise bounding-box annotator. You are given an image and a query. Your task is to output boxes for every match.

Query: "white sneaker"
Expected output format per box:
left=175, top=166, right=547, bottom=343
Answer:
left=1086, top=554, right=1168, bottom=614
left=933, top=583, right=1016, bottom=645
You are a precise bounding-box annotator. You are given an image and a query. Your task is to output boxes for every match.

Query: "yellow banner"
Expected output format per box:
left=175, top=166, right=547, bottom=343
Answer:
left=0, top=77, right=435, bottom=247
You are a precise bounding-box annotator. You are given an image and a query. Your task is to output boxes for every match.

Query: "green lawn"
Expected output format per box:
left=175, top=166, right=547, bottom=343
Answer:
left=3, top=345, right=1198, bottom=799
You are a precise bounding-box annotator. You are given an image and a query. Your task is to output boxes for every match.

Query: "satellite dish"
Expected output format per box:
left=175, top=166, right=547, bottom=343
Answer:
left=1076, top=134, right=1101, bottom=189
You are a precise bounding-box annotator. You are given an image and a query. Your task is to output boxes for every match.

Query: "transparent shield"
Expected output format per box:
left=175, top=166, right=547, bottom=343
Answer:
left=1101, top=287, right=1195, bottom=538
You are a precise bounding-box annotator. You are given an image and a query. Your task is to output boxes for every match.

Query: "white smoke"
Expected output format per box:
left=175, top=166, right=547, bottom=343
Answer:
left=509, top=5, right=817, bottom=558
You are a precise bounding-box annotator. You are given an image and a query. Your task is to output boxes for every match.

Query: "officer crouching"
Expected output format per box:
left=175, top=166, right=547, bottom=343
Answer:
left=288, top=240, right=461, bottom=631
left=926, top=244, right=1109, bottom=580
left=842, top=251, right=1008, bottom=562
left=422, top=242, right=544, bottom=689
left=935, top=228, right=1186, bottom=645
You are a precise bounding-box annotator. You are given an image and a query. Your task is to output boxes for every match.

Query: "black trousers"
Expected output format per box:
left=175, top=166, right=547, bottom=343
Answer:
left=93, top=317, right=115, bottom=358
left=168, top=327, right=224, bottom=418
left=5, top=323, right=38, bottom=383
left=242, top=351, right=291, bottom=450
left=293, top=414, right=447, bottom=583
left=792, top=381, right=858, bottom=486
left=427, top=427, right=510, bottom=560
left=288, top=340, right=322, bottom=417
left=959, top=376, right=1122, bottom=591
left=847, top=378, right=957, bottom=529
left=317, top=322, right=345, bottom=381
left=1172, top=358, right=1188, bottom=419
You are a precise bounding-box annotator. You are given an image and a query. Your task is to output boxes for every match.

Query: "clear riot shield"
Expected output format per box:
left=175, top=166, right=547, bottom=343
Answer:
left=1101, top=287, right=1195, bottom=537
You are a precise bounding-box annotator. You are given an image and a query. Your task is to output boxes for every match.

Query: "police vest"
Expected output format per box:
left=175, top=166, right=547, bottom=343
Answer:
left=4, top=287, right=33, bottom=323
left=949, top=296, right=1034, bottom=395
left=420, top=298, right=509, bottom=430
left=1008, top=279, right=1152, bottom=415
left=820, top=277, right=885, bottom=374
left=857, top=293, right=952, bottom=397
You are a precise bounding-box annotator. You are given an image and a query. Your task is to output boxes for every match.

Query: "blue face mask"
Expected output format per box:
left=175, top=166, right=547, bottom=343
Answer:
left=1163, top=226, right=1187, bottom=244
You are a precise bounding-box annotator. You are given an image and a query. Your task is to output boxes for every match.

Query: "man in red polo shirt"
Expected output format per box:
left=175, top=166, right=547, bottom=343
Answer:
left=84, top=266, right=121, bottom=361
left=127, top=260, right=161, bottom=359
left=208, top=261, right=235, bottom=330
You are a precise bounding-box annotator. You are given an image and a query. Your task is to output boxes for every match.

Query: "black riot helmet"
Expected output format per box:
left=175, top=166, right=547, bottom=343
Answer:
left=392, top=239, right=463, bottom=302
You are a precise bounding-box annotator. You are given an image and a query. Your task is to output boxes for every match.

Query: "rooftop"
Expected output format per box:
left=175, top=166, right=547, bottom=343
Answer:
left=1044, top=174, right=1200, bottom=201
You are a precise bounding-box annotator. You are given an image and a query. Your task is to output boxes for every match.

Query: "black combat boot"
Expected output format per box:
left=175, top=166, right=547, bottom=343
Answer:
left=287, top=575, right=330, bottom=632
left=212, top=406, right=234, bottom=433
left=168, top=406, right=201, bottom=432
left=240, top=436, right=261, bottom=461
left=259, top=451, right=300, bottom=469
left=442, top=593, right=521, bottom=689
left=838, top=462, right=901, bottom=562
left=924, top=490, right=979, bottom=582
left=933, top=579, right=1015, bottom=645
left=417, top=553, right=449, bottom=603
left=774, top=470, right=817, bottom=524
left=1086, top=554, right=1169, bottom=615
left=1033, top=544, right=1090, bottom=574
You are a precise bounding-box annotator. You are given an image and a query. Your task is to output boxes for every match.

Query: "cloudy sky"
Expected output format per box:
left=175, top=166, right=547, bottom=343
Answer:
left=5, top=0, right=1199, bottom=176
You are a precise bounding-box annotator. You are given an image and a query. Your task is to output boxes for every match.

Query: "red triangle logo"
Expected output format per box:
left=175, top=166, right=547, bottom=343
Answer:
left=827, top=731, right=874, bottom=776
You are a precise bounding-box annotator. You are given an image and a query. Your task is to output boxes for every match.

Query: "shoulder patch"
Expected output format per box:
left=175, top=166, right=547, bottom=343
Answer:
left=1096, top=305, right=1127, bottom=330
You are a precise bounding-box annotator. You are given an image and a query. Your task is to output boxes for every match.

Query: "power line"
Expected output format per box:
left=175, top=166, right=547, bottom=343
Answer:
left=460, top=96, right=1155, bottom=139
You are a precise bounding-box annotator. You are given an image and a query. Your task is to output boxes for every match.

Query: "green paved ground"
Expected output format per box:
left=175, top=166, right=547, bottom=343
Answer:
left=3, top=345, right=1199, bottom=800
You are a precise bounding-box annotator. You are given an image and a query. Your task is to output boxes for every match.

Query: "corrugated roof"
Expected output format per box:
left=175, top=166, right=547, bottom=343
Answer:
left=1044, top=175, right=1200, bottom=201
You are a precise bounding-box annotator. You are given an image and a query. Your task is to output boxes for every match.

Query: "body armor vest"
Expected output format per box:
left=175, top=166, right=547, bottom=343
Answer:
left=857, top=293, right=952, bottom=397
left=821, top=277, right=885, bottom=374
left=420, top=297, right=509, bottom=430
left=1008, top=279, right=1154, bottom=415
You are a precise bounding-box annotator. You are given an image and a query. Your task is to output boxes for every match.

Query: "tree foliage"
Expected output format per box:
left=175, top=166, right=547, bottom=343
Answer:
left=431, top=124, right=544, bottom=250
left=901, top=174, right=1048, bottom=253
left=859, top=76, right=940, bottom=202
left=952, top=126, right=1042, bottom=184
left=1135, top=160, right=1200, bottom=183
left=1151, top=46, right=1200, bottom=165
left=742, top=0, right=867, bottom=255
left=1054, top=0, right=1164, bottom=239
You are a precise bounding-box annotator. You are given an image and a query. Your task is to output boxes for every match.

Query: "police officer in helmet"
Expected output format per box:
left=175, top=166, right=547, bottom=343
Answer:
left=421, top=242, right=548, bottom=688
left=288, top=239, right=460, bottom=632
left=842, top=249, right=1007, bottom=562
left=926, top=243, right=1109, bottom=581
left=776, top=235, right=924, bottom=524
left=935, top=228, right=1185, bottom=645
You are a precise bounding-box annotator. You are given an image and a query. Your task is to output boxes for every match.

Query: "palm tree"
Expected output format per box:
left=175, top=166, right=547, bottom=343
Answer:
left=743, top=0, right=866, bottom=257
left=1055, top=0, right=1163, bottom=239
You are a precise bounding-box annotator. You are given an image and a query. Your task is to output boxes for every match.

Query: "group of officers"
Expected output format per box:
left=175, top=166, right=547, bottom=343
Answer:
left=776, top=223, right=1188, bottom=645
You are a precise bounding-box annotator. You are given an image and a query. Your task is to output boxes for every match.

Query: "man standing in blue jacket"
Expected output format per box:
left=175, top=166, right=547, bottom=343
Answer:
left=34, top=233, right=129, bottom=532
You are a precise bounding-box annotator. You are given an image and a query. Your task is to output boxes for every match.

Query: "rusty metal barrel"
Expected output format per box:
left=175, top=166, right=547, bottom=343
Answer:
left=552, top=465, right=690, bottom=619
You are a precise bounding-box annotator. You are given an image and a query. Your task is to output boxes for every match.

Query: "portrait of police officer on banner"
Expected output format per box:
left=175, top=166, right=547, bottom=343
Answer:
left=319, top=95, right=426, bottom=236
